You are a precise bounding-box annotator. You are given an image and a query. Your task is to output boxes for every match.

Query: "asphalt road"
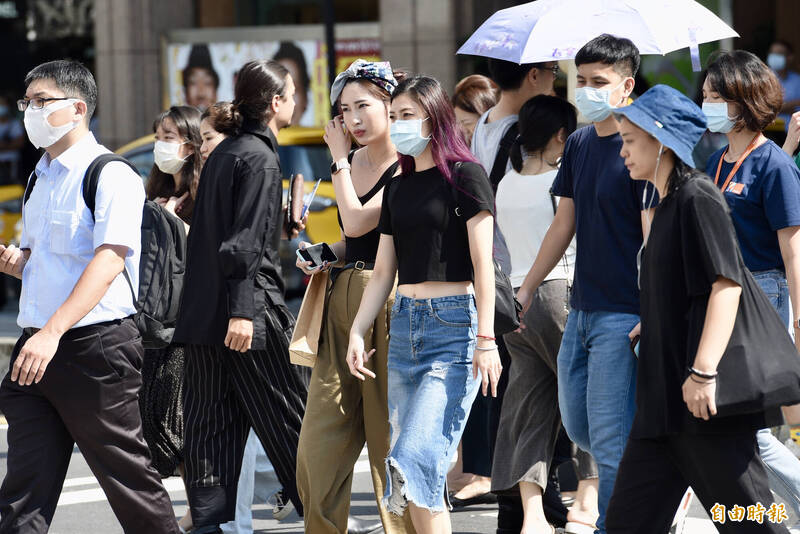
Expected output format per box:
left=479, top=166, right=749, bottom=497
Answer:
left=0, top=416, right=736, bottom=534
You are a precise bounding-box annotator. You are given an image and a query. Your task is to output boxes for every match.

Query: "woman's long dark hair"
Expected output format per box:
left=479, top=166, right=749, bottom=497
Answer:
left=231, top=60, right=289, bottom=129
left=147, top=105, right=202, bottom=201
left=510, top=95, right=577, bottom=172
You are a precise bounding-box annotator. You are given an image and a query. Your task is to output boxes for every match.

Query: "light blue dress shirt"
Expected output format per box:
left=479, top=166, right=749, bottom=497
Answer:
left=18, top=132, right=144, bottom=329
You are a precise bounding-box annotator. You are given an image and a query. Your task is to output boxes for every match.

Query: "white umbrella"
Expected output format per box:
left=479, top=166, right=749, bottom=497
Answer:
left=457, top=0, right=738, bottom=70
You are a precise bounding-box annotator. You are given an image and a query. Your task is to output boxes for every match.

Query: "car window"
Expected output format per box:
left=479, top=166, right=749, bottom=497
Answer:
left=277, top=144, right=332, bottom=182
left=125, top=146, right=156, bottom=180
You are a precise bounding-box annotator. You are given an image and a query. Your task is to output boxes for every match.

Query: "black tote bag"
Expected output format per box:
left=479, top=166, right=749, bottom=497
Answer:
left=712, top=270, right=800, bottom=417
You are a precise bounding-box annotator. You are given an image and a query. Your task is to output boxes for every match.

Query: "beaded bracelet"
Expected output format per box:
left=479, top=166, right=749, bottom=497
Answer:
left=476, top=345, right=498, bottom=351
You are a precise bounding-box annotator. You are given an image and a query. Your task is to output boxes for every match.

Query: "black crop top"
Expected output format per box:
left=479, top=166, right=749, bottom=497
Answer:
left=337, top=160, right=399, bottom=263
left=377, top=161, right=494, bottom=285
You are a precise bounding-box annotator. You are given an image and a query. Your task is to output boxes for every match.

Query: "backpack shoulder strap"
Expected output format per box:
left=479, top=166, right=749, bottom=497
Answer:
left=82, top=153, right=141, bottom=307
left=82, top=153, right=140, bottom=221
left=489, top=121, right=519, bottom=191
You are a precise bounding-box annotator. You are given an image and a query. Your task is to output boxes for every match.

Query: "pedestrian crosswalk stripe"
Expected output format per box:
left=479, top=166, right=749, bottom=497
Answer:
left=57, top=477, right=185, bottom=506
left=62, top=476, right=98, bottom=488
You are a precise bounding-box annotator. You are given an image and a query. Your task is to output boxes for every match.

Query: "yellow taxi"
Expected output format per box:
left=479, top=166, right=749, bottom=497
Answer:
left=116, top=126, right=338, bottom=299
left=0, top=183, right=24, bottom=245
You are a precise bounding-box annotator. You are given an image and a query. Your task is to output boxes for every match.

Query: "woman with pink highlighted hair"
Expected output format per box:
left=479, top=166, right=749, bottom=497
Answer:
left=346, top=75, right=500, bottom=533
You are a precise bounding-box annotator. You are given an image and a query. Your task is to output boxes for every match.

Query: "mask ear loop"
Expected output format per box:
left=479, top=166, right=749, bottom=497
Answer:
left=637, top=143, right=663, bottom=290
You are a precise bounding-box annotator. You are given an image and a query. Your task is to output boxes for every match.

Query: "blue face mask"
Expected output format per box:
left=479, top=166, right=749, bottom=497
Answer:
left=390, top=118, right=431, bottom=157
left=767, top=53, right=787, bottom=72
left=575, top=80, right=626, bottom=123
left=702, top=102, right=735, bottom=134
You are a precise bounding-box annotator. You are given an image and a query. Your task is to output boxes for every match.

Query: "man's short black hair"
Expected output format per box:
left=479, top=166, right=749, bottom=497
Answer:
left=488, top=58, right=546, bottom=91
left=575, top=34, right=640, bottom=78
left=24, top=60, right=97, bottom=121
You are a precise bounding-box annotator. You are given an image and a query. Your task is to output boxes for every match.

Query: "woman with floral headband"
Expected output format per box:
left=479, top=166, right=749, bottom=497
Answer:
left=295, top=59, right=415, bottom=534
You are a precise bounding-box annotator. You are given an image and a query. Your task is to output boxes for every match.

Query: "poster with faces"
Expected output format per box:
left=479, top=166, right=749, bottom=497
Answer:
left=165, top=38, right=381, bottom=128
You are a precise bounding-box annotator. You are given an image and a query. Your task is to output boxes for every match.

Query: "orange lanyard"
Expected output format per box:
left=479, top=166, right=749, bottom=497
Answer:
left=714, top=134, right=762, bottom=193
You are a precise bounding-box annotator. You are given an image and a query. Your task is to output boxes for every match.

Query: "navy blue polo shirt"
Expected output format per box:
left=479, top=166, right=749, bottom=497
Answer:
left=705, top=140, right=800, bottom=273
left=552, top=125, right=653, bottom=315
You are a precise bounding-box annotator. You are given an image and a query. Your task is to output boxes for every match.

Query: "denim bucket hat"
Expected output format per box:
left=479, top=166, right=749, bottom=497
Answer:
left=613, top=84, right=707, bottom=168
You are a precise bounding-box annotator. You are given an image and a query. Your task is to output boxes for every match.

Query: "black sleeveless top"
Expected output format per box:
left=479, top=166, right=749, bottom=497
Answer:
left=337, top=153, right=399, bottom=263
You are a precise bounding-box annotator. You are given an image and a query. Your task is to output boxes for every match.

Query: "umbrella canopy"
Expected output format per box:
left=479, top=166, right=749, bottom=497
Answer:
left=457, top=0, right=738, bottom=68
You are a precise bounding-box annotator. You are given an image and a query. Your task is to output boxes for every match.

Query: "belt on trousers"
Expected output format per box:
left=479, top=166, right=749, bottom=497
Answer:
left=22, top=317, right=130, bottom=340
left=329, top=260, right=375, bottom=284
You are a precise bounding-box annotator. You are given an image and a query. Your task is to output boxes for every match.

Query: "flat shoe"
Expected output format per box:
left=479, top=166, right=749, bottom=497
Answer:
left=448, top=491, right=498, bottom=509
left=347, top=516, right=383, bottom=534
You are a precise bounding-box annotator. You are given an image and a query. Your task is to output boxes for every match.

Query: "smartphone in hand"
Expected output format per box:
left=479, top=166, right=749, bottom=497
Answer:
left=630, top=335, right=640, bottom=358
left=295, top=242, right=337, bottom=270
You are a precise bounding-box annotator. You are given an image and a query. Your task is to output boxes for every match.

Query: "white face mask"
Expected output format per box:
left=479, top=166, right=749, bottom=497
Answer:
left=153, top=140, right=187, bottom=174
left=23, top=99, right=81, bottom=149
left=575, top=80, right=627, bottom=123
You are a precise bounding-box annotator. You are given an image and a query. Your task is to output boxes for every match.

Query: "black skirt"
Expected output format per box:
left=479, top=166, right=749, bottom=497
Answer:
left=139, top=344, right=185, bottom=478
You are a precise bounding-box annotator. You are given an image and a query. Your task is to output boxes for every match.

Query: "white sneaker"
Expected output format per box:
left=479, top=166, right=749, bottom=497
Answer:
left=271, top=489, right=295, bottom=521
left=669, top=488, right=694, bottom=534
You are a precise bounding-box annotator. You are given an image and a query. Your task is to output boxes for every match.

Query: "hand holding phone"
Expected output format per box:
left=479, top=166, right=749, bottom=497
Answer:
left=296, top=242, right=337, bottom=272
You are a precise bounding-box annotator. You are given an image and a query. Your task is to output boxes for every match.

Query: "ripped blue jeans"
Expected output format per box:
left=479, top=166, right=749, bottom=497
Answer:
left=383, top=293, right=480, bottom=514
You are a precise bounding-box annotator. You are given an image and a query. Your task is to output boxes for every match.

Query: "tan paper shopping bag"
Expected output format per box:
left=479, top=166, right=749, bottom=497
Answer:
left=289, top=271, right=328, bottom=367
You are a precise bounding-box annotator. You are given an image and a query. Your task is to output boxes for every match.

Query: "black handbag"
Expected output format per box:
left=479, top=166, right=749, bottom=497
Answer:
left=712, top=270, right=800, bottom=417
left=450, top=162, right=522, bottom=336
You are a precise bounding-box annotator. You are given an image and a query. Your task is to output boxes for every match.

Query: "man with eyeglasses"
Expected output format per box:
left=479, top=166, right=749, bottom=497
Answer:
left=0, top=60, right=179, bottom=533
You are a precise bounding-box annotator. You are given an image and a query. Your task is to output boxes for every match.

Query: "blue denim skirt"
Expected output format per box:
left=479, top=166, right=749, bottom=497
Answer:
left=382, top=292, right=480, bottom=514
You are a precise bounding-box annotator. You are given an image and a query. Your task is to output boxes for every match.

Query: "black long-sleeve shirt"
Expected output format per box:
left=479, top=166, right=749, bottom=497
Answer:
left=174, top=120, right=286, bottom=349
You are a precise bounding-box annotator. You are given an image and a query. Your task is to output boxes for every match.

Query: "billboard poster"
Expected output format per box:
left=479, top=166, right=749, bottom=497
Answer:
left=165, top=37, right=381, bottom=127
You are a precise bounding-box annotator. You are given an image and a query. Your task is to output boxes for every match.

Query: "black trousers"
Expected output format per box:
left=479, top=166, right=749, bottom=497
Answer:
left=183, top=303, right=308, bottom=528
left=463, top=337, right=511, bottom=477
left=0, top=318, right=178, bottom=534
left=607, top=431, right=789, bottom=534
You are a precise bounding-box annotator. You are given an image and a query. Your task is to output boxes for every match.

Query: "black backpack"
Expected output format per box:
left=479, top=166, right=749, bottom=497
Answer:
left=23, top=153, right=187, bottom=348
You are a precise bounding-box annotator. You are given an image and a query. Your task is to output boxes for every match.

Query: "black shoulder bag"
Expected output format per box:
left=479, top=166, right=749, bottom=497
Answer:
left=450, top=162, right=521, bottom=336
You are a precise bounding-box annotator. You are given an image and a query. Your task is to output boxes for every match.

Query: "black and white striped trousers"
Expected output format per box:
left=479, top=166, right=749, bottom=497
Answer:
left=183, top=304, right=308, bottom=527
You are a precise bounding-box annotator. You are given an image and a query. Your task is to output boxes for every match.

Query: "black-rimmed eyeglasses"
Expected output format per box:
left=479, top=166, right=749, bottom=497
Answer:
left=16, top=97, right=73, bottom=112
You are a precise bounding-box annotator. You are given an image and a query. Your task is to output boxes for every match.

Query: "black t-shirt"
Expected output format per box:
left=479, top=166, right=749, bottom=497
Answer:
left=336, top=161, right=398, bottom=263
left=378, top=161, right=494, bottom=285
left=633, top=176, right=784, bottom=438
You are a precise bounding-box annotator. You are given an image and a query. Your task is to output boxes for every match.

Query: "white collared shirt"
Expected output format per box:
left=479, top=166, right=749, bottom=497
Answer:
left=18, top=132, right=144, bottom=329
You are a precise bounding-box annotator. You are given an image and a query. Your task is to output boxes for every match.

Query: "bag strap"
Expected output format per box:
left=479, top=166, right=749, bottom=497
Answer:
left=488, top=121, right=519, bottom=191
left=82, top=153, right=140, bottom=221
left=82, top=153, right=141, bottom=306
left=549, top=188, right=572, bottom=292
left=449, top=162, right=465, bottom=219
left=23, top=171, right=37, bottom=205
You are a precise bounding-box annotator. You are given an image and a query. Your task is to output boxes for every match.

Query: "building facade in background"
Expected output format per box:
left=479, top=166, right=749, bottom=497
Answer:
left=0, top=0, right=798, bottom=151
